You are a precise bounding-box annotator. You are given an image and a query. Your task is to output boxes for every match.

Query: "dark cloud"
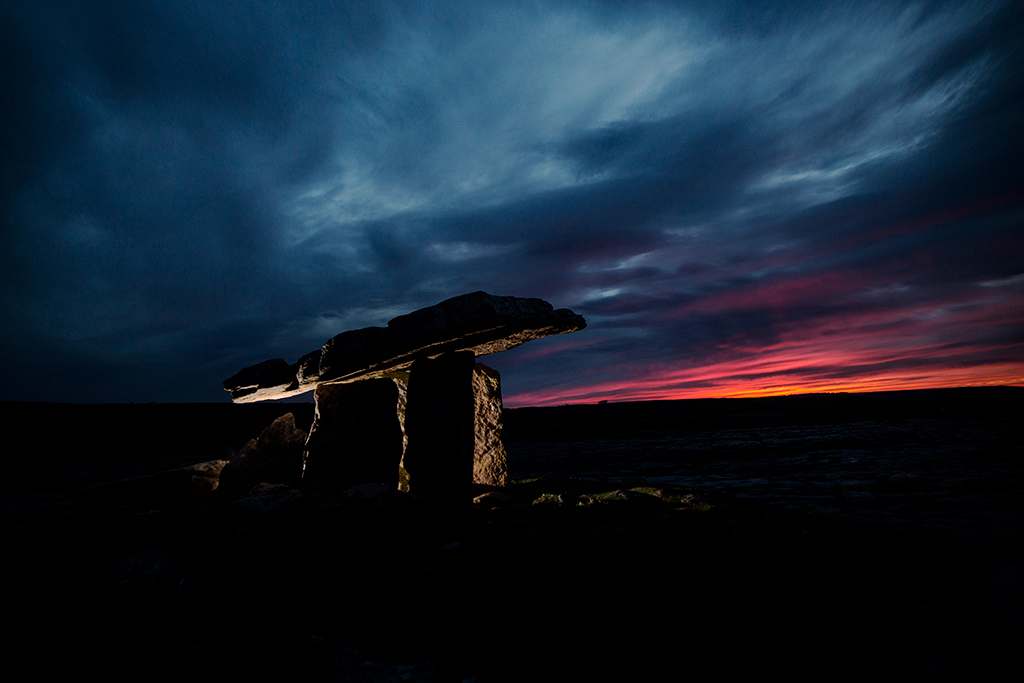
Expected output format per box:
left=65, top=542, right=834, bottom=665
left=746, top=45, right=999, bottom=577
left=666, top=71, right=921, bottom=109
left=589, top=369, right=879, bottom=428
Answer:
left=1, top=0, right=1021, bottom=404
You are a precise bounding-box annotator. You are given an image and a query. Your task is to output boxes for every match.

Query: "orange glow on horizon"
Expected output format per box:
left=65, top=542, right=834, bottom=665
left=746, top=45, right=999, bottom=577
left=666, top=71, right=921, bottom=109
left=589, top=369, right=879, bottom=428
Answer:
left=504, top=299, right=1024, bottom=407
left=504, top=247, right=1023, bottom=408
left=505, top=363, right=1024, bottom=407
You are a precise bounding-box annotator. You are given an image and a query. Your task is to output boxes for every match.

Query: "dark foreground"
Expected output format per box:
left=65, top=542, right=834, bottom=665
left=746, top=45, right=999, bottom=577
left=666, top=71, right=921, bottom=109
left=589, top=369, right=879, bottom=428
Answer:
left=2, top=387, right=1021, bottom=681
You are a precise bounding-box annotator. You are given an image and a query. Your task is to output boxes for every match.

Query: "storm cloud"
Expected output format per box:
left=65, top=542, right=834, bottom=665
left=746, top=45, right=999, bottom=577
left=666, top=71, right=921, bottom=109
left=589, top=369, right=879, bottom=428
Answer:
left=2, top=0, right=1022, bottom=404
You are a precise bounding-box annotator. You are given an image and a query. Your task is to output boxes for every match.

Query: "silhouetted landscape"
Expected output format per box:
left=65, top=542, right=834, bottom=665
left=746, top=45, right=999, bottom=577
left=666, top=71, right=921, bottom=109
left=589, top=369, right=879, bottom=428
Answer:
left=2, top=386, right=1021, bottom=681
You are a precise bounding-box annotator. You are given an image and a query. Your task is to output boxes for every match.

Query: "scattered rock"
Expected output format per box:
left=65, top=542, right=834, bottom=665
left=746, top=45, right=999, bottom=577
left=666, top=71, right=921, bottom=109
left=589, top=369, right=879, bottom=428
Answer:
left=77, top=459, right=228, bottom=511
left=218, top=413, right=307, bottom=500
left=532, top=493, right=561, bottom=505
left=108, top=548, right=181, bottom=598
left=473, top=491, right=517, bottom=507
left=612, top=489, right=665, bottom=507
left=231, top=483, right=303, bottom=513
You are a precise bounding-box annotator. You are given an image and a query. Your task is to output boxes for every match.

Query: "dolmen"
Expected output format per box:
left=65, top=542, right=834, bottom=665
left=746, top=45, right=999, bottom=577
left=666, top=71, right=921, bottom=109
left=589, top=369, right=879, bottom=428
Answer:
left=223, top=292, right=586, bottom=504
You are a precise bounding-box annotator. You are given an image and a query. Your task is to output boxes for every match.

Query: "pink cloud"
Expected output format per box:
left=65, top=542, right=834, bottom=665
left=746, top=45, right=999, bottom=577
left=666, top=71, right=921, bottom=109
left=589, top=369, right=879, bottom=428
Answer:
left=505, top=273, right=1024, bottom=407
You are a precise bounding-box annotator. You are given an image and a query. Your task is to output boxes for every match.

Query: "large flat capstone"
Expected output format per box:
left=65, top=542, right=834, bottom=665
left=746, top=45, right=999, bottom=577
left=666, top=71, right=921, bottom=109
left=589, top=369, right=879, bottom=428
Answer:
left=224, top=291, right=586, bottom=403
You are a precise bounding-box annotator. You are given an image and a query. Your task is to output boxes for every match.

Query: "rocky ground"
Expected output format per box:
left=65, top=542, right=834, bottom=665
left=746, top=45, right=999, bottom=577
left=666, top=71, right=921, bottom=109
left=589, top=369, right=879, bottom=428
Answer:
left=1, top=388, right=1021, bottom=681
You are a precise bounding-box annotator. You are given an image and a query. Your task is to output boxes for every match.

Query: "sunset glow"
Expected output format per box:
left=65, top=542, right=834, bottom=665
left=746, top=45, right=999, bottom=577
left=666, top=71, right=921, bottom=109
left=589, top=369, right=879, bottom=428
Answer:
left=2, top=1, right=1022, bottom=404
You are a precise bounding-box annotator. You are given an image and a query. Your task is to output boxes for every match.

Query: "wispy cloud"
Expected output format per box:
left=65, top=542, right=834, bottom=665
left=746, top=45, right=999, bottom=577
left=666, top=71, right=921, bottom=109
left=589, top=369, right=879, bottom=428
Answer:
left=1, top=0, right=1021, bottom=403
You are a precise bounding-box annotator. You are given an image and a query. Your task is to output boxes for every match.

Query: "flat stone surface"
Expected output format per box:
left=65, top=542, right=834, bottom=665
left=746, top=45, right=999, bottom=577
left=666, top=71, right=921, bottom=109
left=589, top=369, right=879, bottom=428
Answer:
left=224, top=292, right=585, bottom=402
left=222, top=359, right=298, bottom=403
left=472, top=362, right=507, bottom=487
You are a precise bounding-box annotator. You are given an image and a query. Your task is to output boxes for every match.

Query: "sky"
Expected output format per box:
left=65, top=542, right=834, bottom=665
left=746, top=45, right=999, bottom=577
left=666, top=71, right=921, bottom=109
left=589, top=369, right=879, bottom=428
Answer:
left=2, top=0, right=1022, bottom=407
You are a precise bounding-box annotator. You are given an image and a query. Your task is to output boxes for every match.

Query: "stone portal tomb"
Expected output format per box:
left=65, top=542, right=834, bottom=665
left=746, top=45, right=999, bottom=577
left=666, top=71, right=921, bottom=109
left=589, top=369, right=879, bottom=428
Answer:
left=223, top=292, right=585, bottom=503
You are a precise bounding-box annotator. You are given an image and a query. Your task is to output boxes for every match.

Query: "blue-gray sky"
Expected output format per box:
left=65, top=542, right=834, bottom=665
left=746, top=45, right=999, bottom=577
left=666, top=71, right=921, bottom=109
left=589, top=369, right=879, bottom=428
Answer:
left=2, top=0, right=1022, bottom=405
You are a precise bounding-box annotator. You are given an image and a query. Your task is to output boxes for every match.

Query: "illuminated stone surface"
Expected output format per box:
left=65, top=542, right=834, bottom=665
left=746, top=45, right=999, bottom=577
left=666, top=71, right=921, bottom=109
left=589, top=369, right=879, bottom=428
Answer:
left=472, top=363, right=507, bottom=487
left=222, top=358, right=297, bottom=403
left=223, top=291, right=585, bottom=402
left=218, top=413, right=307, bottom=499
left=393, top=363, right=509, bottom=492
left=221, top=292, right=585, bottom=501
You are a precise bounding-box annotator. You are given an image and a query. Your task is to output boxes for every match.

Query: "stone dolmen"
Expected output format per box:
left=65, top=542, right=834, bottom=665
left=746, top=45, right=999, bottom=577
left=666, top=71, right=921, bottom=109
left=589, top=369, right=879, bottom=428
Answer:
left=223, top=292, right=586, bottom=504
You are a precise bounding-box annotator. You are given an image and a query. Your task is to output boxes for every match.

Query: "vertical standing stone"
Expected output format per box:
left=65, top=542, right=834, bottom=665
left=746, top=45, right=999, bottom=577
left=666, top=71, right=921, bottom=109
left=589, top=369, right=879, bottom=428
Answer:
left=302, top=379, right=404, bottom=496
left=403, top=351, right=476, bottom=504
left=388, top=370, right=411, bottom=492
left=473, top=363, right=508, bottom=487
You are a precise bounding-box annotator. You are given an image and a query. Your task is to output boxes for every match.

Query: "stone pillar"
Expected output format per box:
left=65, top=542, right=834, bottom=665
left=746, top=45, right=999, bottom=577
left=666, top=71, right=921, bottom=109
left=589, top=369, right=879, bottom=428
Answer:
left=473, top=363, right=508, bottom=487
left=395, top=363, right=508, bottom=491
left=403, top=351, right=476, bottom=504
left=301, top=379, right=404, bottom=496
left=388, top=370, right=411, bottom=492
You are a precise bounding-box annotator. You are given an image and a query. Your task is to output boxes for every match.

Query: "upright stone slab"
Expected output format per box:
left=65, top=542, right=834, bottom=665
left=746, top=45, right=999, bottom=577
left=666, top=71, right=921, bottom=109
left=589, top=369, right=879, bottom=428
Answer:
left=402, top=351, right=476, bottom=504
left=302, top=380, right=404, bottom=496
left=390, top=370, right=411, bottom=493
left=395, top=364, right=508, bottom=490
left=473, top=363, right=508, bottom=487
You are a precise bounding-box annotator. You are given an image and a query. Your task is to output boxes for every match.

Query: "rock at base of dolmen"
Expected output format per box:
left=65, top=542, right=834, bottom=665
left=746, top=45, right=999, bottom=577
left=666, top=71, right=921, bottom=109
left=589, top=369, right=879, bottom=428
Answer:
left=403, top=351, right=476, bottom=505
left=301, top=379, right=404, bottom=496
left=218, top=413, right=307, bottom=499
left=473, top=362, right=508, bottom=487
left=77, top=460, right=228, bottom=511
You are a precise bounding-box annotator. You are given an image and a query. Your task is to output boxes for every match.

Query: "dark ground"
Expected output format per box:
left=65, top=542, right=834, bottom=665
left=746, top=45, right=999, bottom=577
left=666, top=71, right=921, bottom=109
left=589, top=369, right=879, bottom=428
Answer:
left=1, top=387, right=1021, bottom=681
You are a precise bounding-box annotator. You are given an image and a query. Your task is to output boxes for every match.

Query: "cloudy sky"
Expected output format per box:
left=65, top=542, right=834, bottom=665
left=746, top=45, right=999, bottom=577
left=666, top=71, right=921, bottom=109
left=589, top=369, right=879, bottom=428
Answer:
left=2, top=0, right=1022, bottom=406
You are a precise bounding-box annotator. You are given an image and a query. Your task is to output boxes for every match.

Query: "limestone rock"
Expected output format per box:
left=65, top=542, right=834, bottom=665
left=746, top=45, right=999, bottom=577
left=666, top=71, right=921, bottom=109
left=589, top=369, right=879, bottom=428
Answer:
left=301, top=380, right=404, bottom=496
left=108, top=549, right=181, bottom=598
left=218, top=413, right=307, bottom=499
left=296, top=348, right=323, bottom=387
left=392, top=364, right=507, bottom=491
left=222, top=358, right=299, bottom=403
left=390, top=371, right=411, bottom=492
left=231, top=483, right=303, bottom=513
left=402, top=351, right=476, bottom=505
left=224, top=292, right=585, bottom=402
left=473, top=362, right=508, bottom=487
left=77, top=460, right=228, bottom=511
left=317, top=291, right=586, bottom=384
left=473, top=490, right=517, bottom=507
